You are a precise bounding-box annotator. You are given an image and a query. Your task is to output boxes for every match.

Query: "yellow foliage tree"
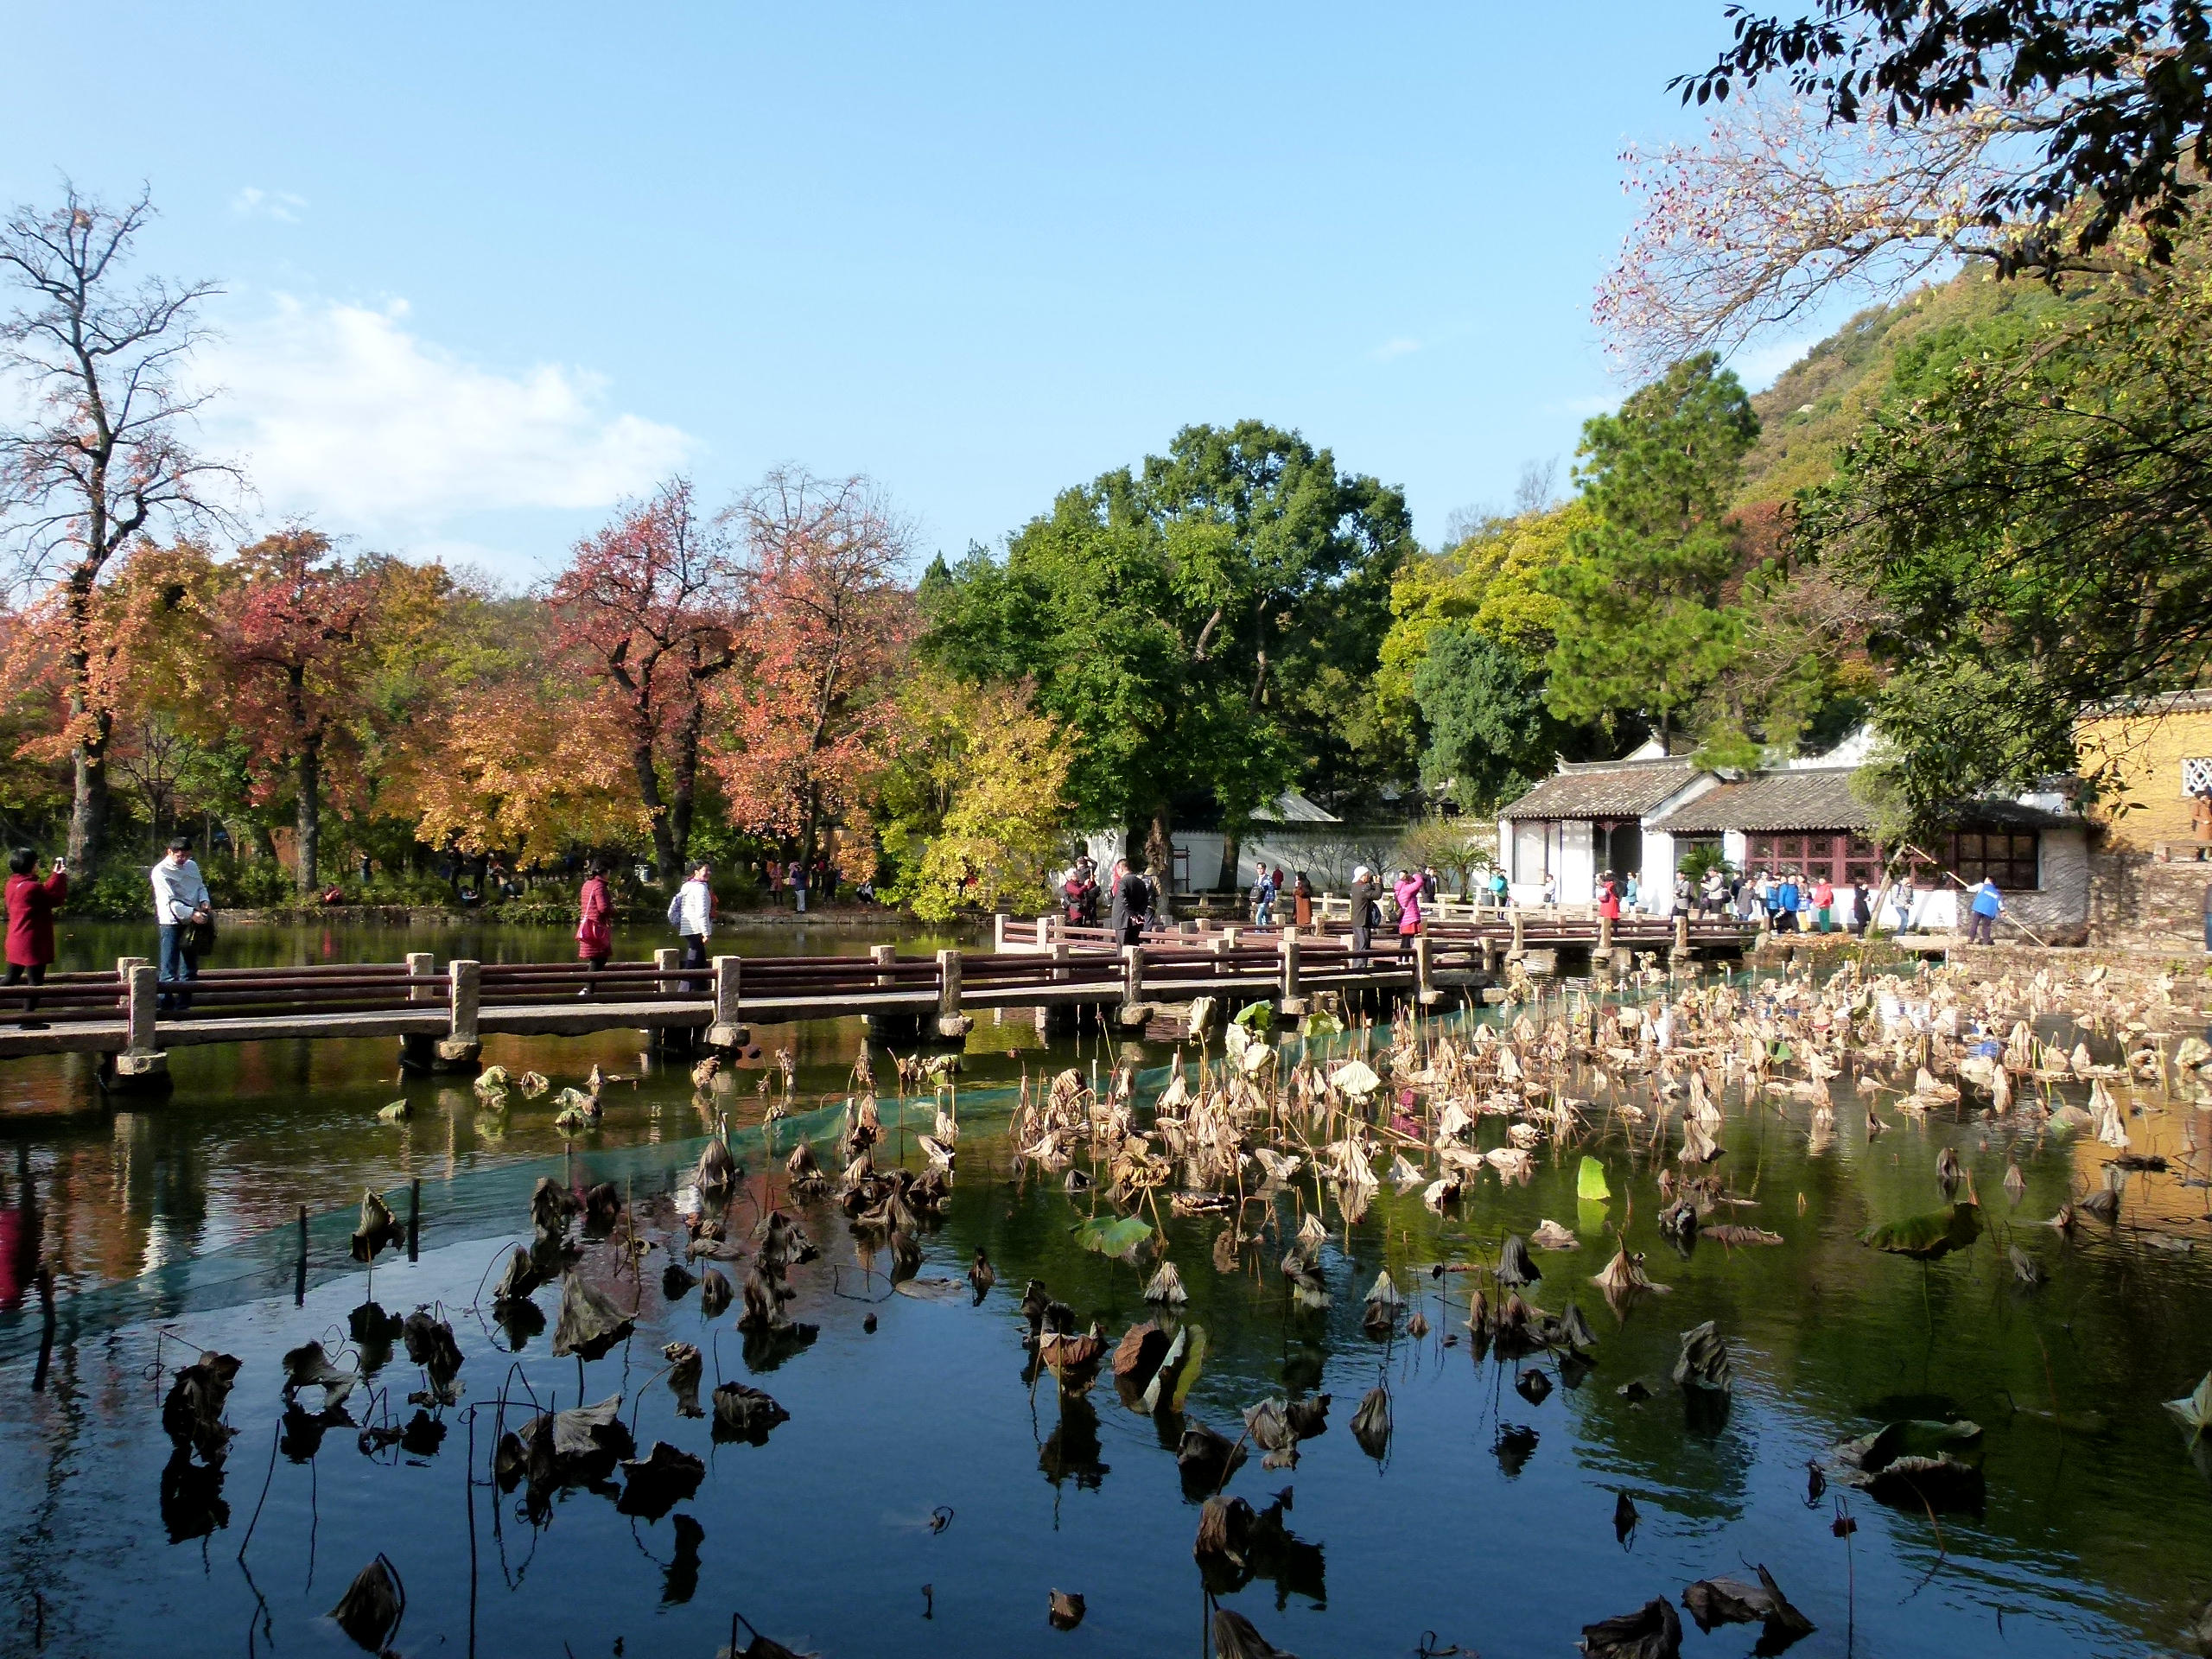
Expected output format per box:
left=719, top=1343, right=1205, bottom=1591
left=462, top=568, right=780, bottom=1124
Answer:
left=885, top=676, right=1073, bottom=923
left=407, top=679, right=651, bottom=858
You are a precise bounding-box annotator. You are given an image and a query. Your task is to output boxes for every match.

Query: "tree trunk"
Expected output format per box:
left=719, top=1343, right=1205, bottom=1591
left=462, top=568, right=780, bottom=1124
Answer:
left=64, top=634, right=110, bottom=882
left=632, top=740, right=677, bottom=881
left=668, top=702, right=704, bottom=874
left=68, top=732, right=109, bottom=883
left=295, top=741, right=321, bottom=894
left=1145, top=811, right=1175, bottom=921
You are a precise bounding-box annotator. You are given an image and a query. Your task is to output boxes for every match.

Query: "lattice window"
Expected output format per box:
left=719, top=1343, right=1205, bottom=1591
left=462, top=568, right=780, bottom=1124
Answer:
left=2183, top=757, right=2212, bottom=797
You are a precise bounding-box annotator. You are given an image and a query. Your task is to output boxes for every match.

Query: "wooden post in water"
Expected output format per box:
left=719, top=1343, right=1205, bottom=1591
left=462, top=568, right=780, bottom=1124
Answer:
left=1509, top=910, right=1526, bottom=961
left=1279, top=925, right=1301, bottom=1011
left=1118, top=944, right=1147, bottom=1028
left=398, top=950, right=440, bottom=1072
left=936, top=948, right=968, bottom=1039
left=1673, top=912, right=1690, bottom=960
left=649, top=948, right=692, bottom=1057
left=708, top=956, right=746, bottom=1050
left=1414, top=932, right=1435, bottom=1007
left=100, top=963, right=170, bottom=1095
left=435, top=959, right=483, bottom=1074
left=1597, top=915, right=1614, bottom=957
left=867, top=944, right=912, bottom=1045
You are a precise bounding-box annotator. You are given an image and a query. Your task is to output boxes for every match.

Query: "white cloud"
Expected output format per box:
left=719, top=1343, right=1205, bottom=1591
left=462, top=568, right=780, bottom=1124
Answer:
left=1372, top=335, right=1424, bottom=361
left=194, top=296, right=696, bottom=530
left=230, top=187, right=307, bottom=222
left=1546, top=393, right=1618, bottom=417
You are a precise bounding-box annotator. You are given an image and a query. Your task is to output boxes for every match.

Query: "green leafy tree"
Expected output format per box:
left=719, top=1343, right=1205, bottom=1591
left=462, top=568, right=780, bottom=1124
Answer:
left=1802, top=243, right=2212, bottom=819
left=1411, top=626, right=1572, bottom=812
left=1542, top=354, right=1760, bottom=747
left=925, top=421, right=1410, bottom=891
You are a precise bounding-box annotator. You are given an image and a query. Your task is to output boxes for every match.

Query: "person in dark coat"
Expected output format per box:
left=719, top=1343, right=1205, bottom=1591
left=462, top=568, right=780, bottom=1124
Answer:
left=5, top=848, right=66, bottom=1027
left=1347, top=864, right=1376, bottom=969
left=1109, top=858, right=1150, bottom=945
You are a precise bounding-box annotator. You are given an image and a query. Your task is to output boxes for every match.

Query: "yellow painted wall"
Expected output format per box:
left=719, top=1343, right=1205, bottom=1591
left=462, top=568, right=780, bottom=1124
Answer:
left=2077, top=701, right=2212, bottom=849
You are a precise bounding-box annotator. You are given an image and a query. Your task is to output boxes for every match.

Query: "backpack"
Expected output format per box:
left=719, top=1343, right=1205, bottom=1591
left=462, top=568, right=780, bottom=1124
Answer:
left=666, top=889, right=686, bottom=929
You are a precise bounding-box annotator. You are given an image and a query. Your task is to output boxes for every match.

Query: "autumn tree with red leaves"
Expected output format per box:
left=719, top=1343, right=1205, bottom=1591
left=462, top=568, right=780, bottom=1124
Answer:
left=216, top=531, right=382, bottom=893
left=545, top=479, right=739, bottom=881
left=711, top=469, right=916, bottom=873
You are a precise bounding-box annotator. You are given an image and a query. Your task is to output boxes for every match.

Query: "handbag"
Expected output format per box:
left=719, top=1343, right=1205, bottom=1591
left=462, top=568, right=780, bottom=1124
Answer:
left=186, top=909, right=217, bottom=957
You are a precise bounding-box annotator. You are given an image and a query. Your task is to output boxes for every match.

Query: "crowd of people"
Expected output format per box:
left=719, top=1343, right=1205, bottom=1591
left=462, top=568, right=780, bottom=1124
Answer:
left=0, top=826, right=2047, bottom=1036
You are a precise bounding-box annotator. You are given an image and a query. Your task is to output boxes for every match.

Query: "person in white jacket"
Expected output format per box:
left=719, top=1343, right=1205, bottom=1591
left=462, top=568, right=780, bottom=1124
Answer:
left=150, top=836, right=212, bottom=1014
left=667, top=860, right=714, bottom=990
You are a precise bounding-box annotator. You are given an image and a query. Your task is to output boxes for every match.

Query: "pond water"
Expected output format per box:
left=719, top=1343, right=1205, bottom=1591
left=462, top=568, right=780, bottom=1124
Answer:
left=2, top=923, right=2210, bottom=1659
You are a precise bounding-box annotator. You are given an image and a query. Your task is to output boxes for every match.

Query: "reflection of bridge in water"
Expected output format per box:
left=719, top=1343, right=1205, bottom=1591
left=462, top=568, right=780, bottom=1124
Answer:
left=0, top=910, right=1756, bottom=1094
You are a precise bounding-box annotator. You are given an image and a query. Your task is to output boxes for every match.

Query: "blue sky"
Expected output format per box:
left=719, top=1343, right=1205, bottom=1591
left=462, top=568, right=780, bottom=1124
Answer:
left=0, top=2, right=1810, bottom=586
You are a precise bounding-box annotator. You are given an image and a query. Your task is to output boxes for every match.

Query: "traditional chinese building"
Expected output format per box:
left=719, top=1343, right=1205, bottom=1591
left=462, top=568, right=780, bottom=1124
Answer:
left=1495, top=737, right=2091, bottom=937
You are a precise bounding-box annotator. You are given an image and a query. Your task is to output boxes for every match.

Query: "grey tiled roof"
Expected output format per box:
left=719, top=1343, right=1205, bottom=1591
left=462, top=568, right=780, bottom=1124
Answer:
left=1653, top=771, right=2077, bottom=835
left=1653, top=770, right=1872, bottom=834
left=1497, top=759, right=1700, bottom=821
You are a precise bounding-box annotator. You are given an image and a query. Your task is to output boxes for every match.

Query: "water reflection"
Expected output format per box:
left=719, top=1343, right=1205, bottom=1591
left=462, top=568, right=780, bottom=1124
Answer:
left=0, top=944, right=2208, bottom=1658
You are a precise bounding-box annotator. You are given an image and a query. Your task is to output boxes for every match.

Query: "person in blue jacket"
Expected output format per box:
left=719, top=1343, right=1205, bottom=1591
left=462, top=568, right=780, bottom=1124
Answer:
left=1967, top=878, right=2002, bottom=944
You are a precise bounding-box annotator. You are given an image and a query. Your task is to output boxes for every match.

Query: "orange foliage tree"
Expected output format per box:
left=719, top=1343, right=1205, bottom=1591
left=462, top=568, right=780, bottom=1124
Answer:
left=710, top=469, right=917, bottom=874
left=544, top=479, right=738, bottom=881
left=213, top=531, right=387, bottom=893
left=407, top=675, right=647, bottom=859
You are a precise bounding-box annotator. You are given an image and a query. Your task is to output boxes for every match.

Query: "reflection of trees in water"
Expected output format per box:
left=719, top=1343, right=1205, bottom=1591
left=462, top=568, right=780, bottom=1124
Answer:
left=1039, top=1394, right=1109, bottom=1490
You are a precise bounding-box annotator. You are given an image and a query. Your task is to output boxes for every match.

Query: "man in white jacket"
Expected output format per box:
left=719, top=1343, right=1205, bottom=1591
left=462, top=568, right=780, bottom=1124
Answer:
left=150, top=836, right=212, bottom=1014
left=668, top=860, right=714, bottom=990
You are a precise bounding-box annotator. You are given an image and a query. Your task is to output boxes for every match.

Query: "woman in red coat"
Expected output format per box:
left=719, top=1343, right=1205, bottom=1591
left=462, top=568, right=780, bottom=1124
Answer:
left=575, top=860, right=613, bottom=992
left=6, top=847, right=67, bottom=1028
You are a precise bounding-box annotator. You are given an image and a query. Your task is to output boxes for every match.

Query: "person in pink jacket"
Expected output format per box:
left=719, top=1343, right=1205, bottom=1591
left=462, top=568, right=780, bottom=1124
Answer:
left=1392, top=868, right=1425, bottom=959
left=575, top=861, right=613, bottom=993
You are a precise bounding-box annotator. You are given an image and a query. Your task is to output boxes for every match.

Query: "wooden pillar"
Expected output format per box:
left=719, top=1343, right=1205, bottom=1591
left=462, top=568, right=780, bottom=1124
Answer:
left=708, top=955, right=746, bottom=1050
left=649, top=946, right=694, bottom=1056
left=993, top=912, right=1008, bottom=951
left=1414, top=932, right=1435, bottom=1006
left=1509, top=910, right=1526, bottom=961
left=1597, top=915, right=1614, bottom=956
left=1673, top=912, right=1690, bottom=955
left=399, top=950, right=439, bottom=1071
left=429, top=958, right=481, bottom=1073
left=936, top=947, right=968, bottom=1039
left=1117, top=944, right=1147, bottom=1030
left=448, top=960, right=480, bottom=1044
left=1050, top=939, right=1071, bottom=982
left=1279, top=926, right=1301, bottom=1003
left=1035, top=916, right=1050, bottom=947
left=100, top=960, right=169, bottom=1093
left=866, top=944, right=918, bottom=1045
